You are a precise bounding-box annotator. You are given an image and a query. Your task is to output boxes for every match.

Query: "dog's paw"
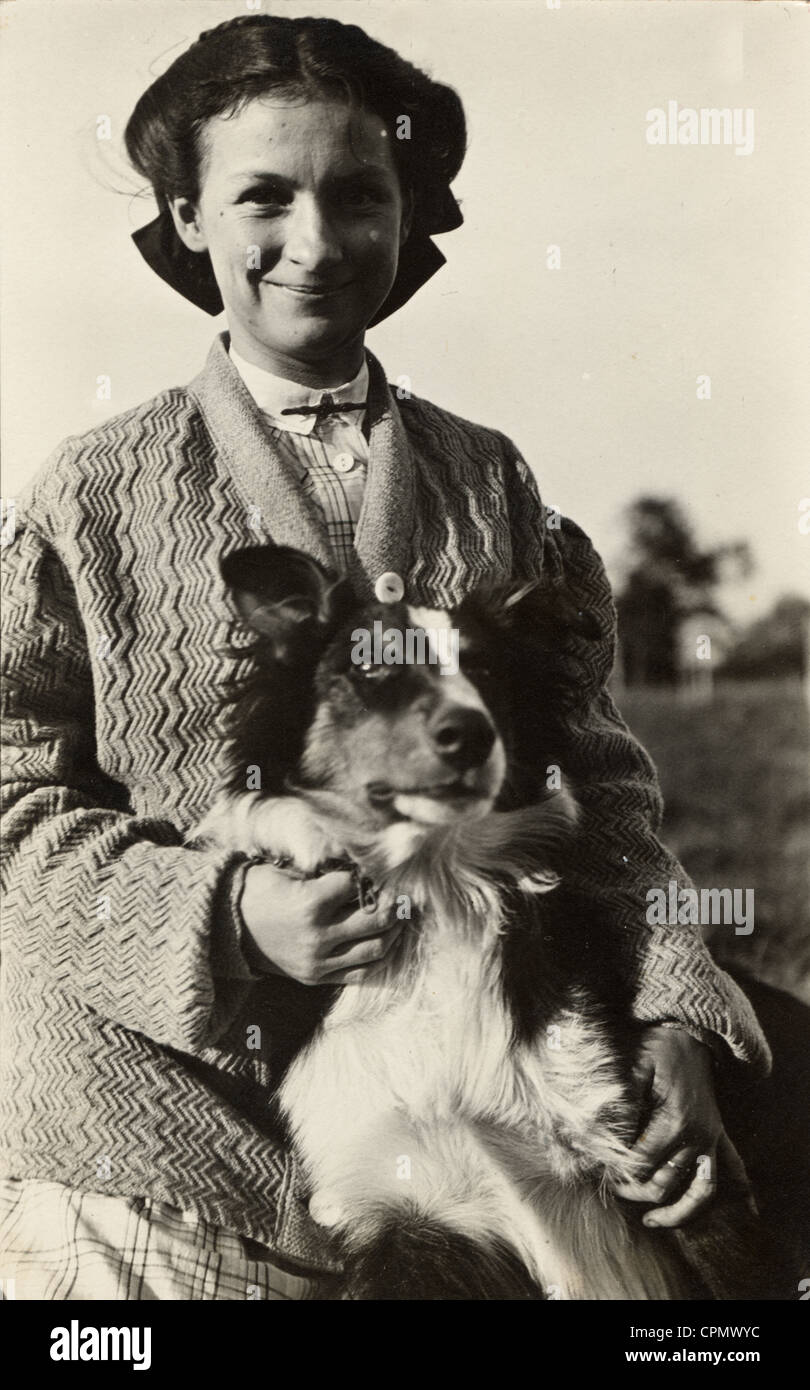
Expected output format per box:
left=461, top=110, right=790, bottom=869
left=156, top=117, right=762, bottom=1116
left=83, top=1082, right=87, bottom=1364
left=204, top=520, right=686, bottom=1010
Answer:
left=187, top=793, right=344, bottom=872
left=186, top=796, right=243, bottom=850
left=251, top=797, right=344, bottom=872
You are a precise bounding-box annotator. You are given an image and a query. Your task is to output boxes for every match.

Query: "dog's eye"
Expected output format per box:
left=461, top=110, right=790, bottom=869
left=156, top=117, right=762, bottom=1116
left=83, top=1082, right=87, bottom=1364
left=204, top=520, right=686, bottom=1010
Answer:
left=463, top=658, right=494, bottom=681
left=355, top=661, right=391, bottom=681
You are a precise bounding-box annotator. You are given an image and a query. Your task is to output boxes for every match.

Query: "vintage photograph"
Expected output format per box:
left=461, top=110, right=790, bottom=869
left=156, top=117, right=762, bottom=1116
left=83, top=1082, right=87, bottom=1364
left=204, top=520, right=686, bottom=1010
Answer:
left=1, top=0, right=808, bottom=1321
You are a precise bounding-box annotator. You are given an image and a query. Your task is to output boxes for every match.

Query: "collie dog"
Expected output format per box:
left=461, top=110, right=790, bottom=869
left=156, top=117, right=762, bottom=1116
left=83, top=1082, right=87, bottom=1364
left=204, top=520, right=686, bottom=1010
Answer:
left=193, top=545, right=770, bottom=1300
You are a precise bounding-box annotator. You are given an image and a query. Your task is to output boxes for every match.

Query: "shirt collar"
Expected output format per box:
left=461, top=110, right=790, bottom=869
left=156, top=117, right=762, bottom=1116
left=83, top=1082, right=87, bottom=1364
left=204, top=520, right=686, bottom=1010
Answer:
left=229, top=344, right=369, bottom=437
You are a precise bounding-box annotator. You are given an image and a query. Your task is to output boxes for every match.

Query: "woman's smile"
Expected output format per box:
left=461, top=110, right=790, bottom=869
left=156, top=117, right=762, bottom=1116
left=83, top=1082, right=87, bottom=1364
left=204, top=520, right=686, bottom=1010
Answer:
left=263, top=278, right=356, bottom=300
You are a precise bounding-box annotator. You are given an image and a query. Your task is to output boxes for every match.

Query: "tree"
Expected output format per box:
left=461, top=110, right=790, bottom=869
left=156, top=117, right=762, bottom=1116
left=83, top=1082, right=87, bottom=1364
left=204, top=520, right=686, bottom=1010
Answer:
left=722, top=595, right=810, bottom=680
left=615, top=497, right=752, bottom=687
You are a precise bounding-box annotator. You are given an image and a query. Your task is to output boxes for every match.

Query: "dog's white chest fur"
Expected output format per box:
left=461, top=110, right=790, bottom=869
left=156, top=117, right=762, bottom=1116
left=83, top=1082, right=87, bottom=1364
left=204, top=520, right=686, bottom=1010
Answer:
left=320, top=931, right=513, bottom=1113
left=281, top=903, right=683, bottom=1300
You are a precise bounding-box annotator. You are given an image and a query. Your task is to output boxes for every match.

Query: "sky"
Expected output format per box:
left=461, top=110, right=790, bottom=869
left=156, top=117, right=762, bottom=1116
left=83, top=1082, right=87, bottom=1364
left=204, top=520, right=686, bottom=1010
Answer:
left=1, top=0, right=808, bottom=625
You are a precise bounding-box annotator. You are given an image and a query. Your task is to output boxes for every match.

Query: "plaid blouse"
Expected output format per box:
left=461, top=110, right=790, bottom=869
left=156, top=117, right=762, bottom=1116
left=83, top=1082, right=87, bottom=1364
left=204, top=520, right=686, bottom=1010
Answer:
left=229, top=346, right=369, bottom=575
left=0, top=1177, right=339, bottom=1301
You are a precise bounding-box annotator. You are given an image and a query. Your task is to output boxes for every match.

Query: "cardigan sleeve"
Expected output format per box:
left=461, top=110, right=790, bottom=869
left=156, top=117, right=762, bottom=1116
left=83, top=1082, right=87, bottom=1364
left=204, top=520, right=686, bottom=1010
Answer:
left=501, top=445, right=771, bottom=1076
left=0, top=506, right=259, bottom=1054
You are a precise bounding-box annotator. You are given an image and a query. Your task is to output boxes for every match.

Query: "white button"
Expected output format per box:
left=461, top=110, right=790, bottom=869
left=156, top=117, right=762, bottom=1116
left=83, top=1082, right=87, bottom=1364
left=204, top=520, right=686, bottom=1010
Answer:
left=374, top=571, right=404, bottom=603
left=331, top=452, right=355, bottom=474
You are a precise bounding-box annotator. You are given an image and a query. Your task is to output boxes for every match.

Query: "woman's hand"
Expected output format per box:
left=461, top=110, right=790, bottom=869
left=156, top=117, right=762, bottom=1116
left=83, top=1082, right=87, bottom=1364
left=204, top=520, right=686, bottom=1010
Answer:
left=613, top=1025, right=744, bottom=1227
left=238, top=861, right=403, bottom=986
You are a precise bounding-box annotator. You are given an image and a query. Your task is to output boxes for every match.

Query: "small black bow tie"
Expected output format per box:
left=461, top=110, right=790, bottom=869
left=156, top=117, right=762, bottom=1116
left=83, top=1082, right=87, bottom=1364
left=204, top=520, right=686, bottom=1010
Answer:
left=280, top=392, right=366, bottom=425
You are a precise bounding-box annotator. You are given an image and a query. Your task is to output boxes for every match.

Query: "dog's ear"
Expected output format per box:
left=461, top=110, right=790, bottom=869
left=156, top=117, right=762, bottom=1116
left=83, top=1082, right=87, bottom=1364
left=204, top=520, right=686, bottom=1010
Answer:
left=463, top=579, right=601, bottom=648
left=504, top=581, right=602, bottom=644
left=220, top=545, right=354, bottom=664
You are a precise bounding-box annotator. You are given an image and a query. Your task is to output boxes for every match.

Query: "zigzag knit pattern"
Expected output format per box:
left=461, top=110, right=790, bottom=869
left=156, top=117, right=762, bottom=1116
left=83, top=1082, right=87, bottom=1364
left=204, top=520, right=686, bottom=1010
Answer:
left=0, top=335, right=770, bottom=1270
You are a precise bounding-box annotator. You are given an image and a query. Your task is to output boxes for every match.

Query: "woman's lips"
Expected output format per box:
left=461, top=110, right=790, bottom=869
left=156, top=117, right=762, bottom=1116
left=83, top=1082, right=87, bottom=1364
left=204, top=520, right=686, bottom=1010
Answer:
left=264, top=281, right=353, bottom=298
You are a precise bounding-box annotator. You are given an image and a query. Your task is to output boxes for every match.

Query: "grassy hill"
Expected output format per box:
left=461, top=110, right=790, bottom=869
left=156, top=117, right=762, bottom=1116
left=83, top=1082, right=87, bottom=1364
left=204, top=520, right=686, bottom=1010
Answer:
left=615, top=677, right=810, bottom=1004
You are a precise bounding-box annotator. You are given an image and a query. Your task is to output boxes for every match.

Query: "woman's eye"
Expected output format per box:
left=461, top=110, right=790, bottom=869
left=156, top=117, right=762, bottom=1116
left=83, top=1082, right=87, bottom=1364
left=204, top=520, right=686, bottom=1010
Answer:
left=239, top=187, right=288, bottom=208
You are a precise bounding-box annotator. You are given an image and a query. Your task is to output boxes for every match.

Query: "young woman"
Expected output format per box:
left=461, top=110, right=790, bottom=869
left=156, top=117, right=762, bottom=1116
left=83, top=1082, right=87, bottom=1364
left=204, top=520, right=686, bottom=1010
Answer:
left=0, top=13, right=769, bottom=1300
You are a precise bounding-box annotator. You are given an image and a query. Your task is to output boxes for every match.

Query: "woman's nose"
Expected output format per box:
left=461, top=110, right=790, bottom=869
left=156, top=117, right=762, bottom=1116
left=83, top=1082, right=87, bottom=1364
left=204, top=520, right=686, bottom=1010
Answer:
left=283, top=196, right=344, bottom=271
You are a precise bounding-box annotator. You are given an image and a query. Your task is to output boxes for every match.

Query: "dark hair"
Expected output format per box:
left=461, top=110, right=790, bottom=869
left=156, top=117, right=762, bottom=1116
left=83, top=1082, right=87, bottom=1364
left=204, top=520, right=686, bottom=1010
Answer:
left=125, top=13, right=466, bottom=231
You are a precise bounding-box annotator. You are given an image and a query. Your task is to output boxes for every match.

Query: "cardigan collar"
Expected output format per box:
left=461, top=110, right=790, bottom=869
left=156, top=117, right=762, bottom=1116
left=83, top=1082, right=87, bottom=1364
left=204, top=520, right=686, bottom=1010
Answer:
left=187, top=332, right=413, bottom=602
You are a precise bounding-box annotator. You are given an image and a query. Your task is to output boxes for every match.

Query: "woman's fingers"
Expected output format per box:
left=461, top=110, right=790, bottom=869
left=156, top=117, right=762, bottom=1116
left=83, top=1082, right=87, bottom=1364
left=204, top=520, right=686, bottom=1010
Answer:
left=319, top=898, right=394, bottom=949
left=615, top=1145, right=699, bottom=1203
left=627, top=1099, right=687, bottom=1178
left=642, top=1148, right=719, bottom=1228
left=323, top=916, right=402, bottom=960
left=615, top=1027, right=726, bottom=1223
left=319, top=922, right=403, bottom=982
left=309, top=871, right=391, bottom=933
left=307, top=869, right=366, bottom=916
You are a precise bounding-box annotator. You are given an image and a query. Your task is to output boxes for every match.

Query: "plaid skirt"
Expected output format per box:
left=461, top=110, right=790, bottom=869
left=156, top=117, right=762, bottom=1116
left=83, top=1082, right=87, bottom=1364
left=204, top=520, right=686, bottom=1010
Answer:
left=0, top=1178, right=340, bottom=1301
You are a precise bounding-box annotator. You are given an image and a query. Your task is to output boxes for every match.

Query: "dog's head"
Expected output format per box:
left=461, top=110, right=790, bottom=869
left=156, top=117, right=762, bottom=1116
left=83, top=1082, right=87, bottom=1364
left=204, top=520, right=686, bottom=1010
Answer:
left=221, top=546, right=599, bottom=829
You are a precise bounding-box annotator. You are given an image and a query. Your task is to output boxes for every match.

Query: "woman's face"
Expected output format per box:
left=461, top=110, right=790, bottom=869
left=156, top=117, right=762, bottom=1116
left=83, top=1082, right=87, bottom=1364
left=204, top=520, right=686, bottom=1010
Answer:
left=171, top=94, right=412, bottom=383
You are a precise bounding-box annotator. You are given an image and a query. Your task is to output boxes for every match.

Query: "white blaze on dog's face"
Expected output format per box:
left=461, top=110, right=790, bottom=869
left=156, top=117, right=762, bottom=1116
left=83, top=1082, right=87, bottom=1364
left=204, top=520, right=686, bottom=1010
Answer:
left=300, top=605, right=507, bottom=828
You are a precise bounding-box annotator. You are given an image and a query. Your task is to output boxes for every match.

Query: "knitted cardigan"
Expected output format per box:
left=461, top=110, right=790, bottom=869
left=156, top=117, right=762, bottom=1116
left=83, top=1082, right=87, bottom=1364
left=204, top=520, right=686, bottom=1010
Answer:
left=0, top=333, right=770, bottom=1272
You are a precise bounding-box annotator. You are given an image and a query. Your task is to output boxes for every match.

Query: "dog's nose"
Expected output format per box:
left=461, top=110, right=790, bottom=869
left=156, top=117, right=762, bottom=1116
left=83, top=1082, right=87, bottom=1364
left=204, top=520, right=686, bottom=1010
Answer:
left=430, top=707, right=495, bottom=769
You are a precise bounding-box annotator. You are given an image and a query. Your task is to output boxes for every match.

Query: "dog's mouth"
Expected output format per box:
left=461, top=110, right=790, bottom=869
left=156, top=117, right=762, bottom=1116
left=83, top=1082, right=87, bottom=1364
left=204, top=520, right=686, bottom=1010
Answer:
left=366, top=777, right=494, bottom=825
left=368, top=779, right=481, bottom=805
